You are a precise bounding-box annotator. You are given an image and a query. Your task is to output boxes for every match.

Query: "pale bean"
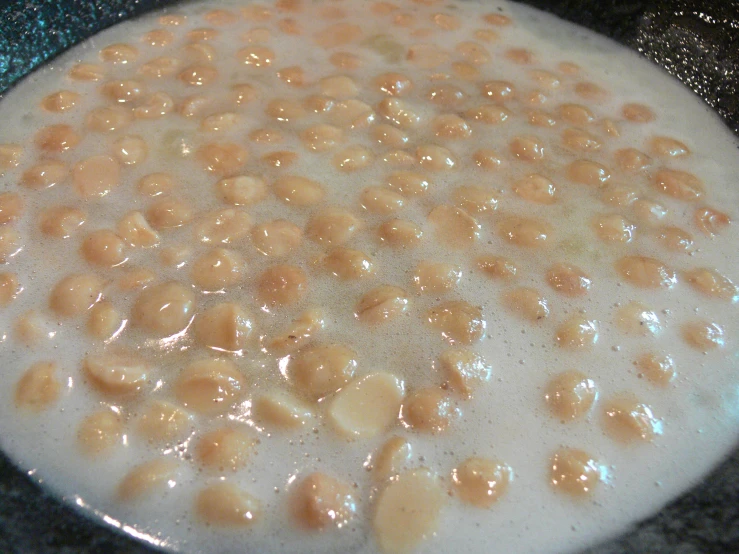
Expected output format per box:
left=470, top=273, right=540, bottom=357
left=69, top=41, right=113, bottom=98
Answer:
left=428, top=205, right=480, bottom=247
left=14, top=362, right=60, bottom=411
left=49, top=274, right=104, bottom=317
left=192, top=248, right=245, bottom=291
left=195, top=426, right=255, bottom=471
left=132, top=281, right=195, bottom=336
left=77, top=410, right=123, bottom=457
left=439, top=348, right=491, bottom=397
left=333, top=145, right=373, bottom=171
left=266, top=98, right=305, bottom=122
left=39, top=206, right=85, bottom=238
left=250, top=128, right=284, bottom=143
left=558, top=103, right=594, bottom=126
left=481, top=80, right=515, bottom=102
left=288, top=344, right=357, bottom=398
left=324, top=248, right=375, bottom=280
left=216, top=175, right=266, bottom=206
left=0, top=193, right=23, bottom=224
left=602, top=394, right=662, bottom=442
left=175, top=358, right=244, bottom=415
left=505, top=47, right=535, bottom=64
left=86, top=106, right=131, bottom=132
left=377, top=97, right=421, bottom=128
left=503, top=287, right=550, bottom=321
left=650, top=136, right=690, bottom=158
left=413, top=261, right=461, bottom=294
left=356, top=285, right=408, bottom=323
left=615, top=256, right=676, bottom=288
left=81, top=230, right=127, bottom=267
left=273, top=175, right=325, bottom=206
left=253, top=390, right=314, bottom=429
left=267, top=307, right=325, bottom=355
left=407, top=43, right=449, bottom=68
left=635, top=353, right=676, bottom=386
left=432, top=114, right=472, bottom=139
left=416, top=144, right=457, bottom=170
left=567, top=160, right=611, bottom=186
left=593, top=214, right=635, bottom=243
left=513, top=174, right=556, bottom=204
left=194, top=302, right=253, bottom=352
left=303, top=94, right=334, bottom=113
left=306, top=209, right=359, bottom=247
left=547, top=263, right=592, bottom=296
left=360, top=187, right=404, bottom=214
left=201, top=112, right=239, bottom=132
left=426, top=301, right=485, bottom=345
left=473, top=149, right=503, bottom=170
left=41, top=90, right=80, bottom=112
left=117, top=267, right=155, bottom=291
left=83, top=351, right=147, bottom=396
left=373, top=436, right=412, bottom=482
left=72, top=155, right=120, bottom=198
left=328, top=99, right=375, bottom=129
left=257, top=264, right=307, bottom=306
left=574, top=81, right=608, bottom=101
left=69, top=63, right=106, bottom=81
left=452, top=458, right=512, bottom=508
left=291, top=473, right=356, bottom=530
left=652, top=168, right=704, bottom=202
left=196, top=142, right=249, bottom=175
left=117, top=211, right=160, bottom=248
left=476, top=255, right=517, bottom=280
left=549, top=448, right=601, bottom=497
left=34, top=124, right=80, bottom=153
left=146, top=198, right=193, bottom=230
left=694, top=206, right=730, bottom=237
left=21, top=160, right=68, bottom=189
left=509, top=135, right=545, bottom=161
left=137, top=173, right=175, bottom=197
left=600, top=185, right=638, bottom=208
left=544, top=370, right=597, bottom=421
left=159, top=245, right=191, bottom=269
left=403, top=388, right=456, bottom=432
left=426, top=84, right=466, bottom=107
left=301, top=124, right=343, bottom=152
left=138, top=57, right=180, bottom=79
left=87, top=301, right=124, bottom=341
left=178, top=63, right=218, bottom=86
left=117, top=458, right=179, bottom=502
left=656, top=226, right=693, bottom=252
left=614, top=148, right=651, bottom=172
left=251, top=220, right=302, bottom=257
left=682, top=320, right=725, bottom=351
left=0, top=272, right=20, bottom=305
left=135, top=400, right=192, bottom=445
left=497, top=216, right=551, bottom=247
left=555, top=316, right=599, bottom=349
left=631, top=199, right=667, bottom=226
left=622, top=103, right=655, bottom=123
left=196, top=483, right=261, bottom=526
left=684, top=268, right=737, bottom=301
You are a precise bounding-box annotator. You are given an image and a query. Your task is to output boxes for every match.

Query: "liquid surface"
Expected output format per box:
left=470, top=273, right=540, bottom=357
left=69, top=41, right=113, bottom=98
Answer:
left=0, top=1, right=737, bottom=553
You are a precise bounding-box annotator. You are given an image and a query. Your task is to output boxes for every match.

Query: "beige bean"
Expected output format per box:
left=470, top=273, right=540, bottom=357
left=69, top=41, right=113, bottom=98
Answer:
left=403, top=388, right=456, bottom=433
left=481, top=80, right=515, bottom=102
left=288, top=344, right=357, bottom=398
left=360, top=187, right=405, bottom=214
left=426, top=84, right=466, bottom=107
left=132, top=281, right=195, bottom=336
left=377, top=97, right=421, bottom=128
left=428, top=205, right=480, bottom=247
left=142, top=197, right=192, bottom=231
left=175, top=358, right=244, bottom=415
left=253, top=390, right=314, bottom=429
left=549, top=448, right=601, bottom=497
left=547, top=263, right=592, bottom=297
left=407, top=43, right=449, bottom=68
left=142, top=28, right=175, bottom=46
left=39, top=206, right=85, bottom=238
left=440, top=348, right=491, bottom=397
left=49, top=274, right=103, bottom=317
left=561, top=127, right=601, bottom=151
left=69, top=62, right=106, bottom=81
left=509, top=135, right=545, bottom=161
left=266, top=98, right=305, bottom=122
left=86, top=106, right=131, bottom=132
left=83, top=351, right=147, bottom=396
left=262, top=150, right=298, bottom=168
left=682, top=320, right=725, bottom=351
left=652, top=168, right=704, bottom=202
left=21, top=160, right=68, bottom=189
left=201, top=112, right=239, bottom=132
left=0, top=226, right=21, bottom=262
left=555, top=316, right=599, bottom=350
left=81, top=230, right=127, bottom=267
left=328, top=372, right=405, bottom=438
left=600, top=185, right=638, bottom=207
left=373, top=469, right=444, bottom=553
left=41, top=90, right=80, bottom=112
left=251, top=220, right=301, bottom=257
left=614, top=302, right=663, bottom=336
left=231, top=83, right=259, bottom=106
left=77, top=409, right=123, bottom=457
left=656, top=226, right=693, bottom=253
left=593, top=214, right=635, bottom=243
left=196, top=142, right=249, bottom=175
left=194, top=303, right=253, bottom=352
left=497, top=216, right=551, bottom=247
left=178, top=63, right=218, bottom=86
left=503, top=287, right=550, bottom=322
left=14, top=361, right=60, bottom=411
left=426, top=301, right=485, bottom=345
left=14, top=310, right=48, bottom=346
left=575, top=81, right=609, bottom=101
left=291, top=472, right=356, bottom=530
left=100, top=43, right=138, bottom=64
left=250, top=128, right=284, bottom=143
left=191, top=248, right=245, bottom=291
left=413, top=261, right=461, bottom=294
left=355, top=285, right=408, bottom=323
left=378, top=218, right=423, bottom=247
left=178, top=94, right=211, bottom=118
left=685, top=268, right=737, bottom=301
left=301, top=124, right=343, bottom=152
left=416, top=144, right=457, bottom=170
left=544, top=369, right=598, bottom=422
left=694, top=206, right=731, bottom=237
left=72, top=155, right=120, bottom=198
left=622, top=103, right=655, bottom=123
left=567, top=160, right=611, bottom=186
left=635, top=353, right=676, bottom=386
left=373, top=436, right=412, bottom=482
left=614, top=148, right=651, bottom=172
left=615, top=256, right=676, bottom=288
left=34, top=124, right=80, bottom=153
left=277, top=65, right=305, bottom=86
left=324, top=247, right=375, bottom=280
left=558, top=103, right=594, bottom=125
left=257, top=264, right=307, bottom=306
left=328, top=99, right=375, bottom=129
left=333, top=145, right=373, bottom=171
left=116, top=211, right=160, bottom=248
left=195, top=426, right=255, bottom=471
left=237, top=46, right=275, bottom=68
left=631, top=198, right=667, bottom=226
left=306, top=209, right=359, bottom=247
left=602, top=394, right=662, bottom=443
left=513, top=174, right=556, bottom=204
left=452, top=185, right=498, bottom=214
left=0, top=193, right=22, bottom=224
left=117, top=458, right=179, bottom=502
left=216, top=175, right=266, bottom=206
left=117, top=267, right=155, bottom=291
left=159, top=245, right=190, bottom=269
left=138, top=57, right=180, bottom=79
left=135, top=400, right=192, bottom=445
left=528, top=110, right=557, bottom=128
left=112, top=135, right=148, bottom=165
left=87, top=301, right=124, bottom=341
left=100, top=79, right=145, bottom=103
left=196, top=483, right=261, bottom=526
left=0, top=272, right=20, bottom=306
left=452, top=458, right=512, bottom=508
left=505, top=47, right=535, bottom=64
left=476, top=255, right=517, bottom=280
left=432, top=114, right=472, bottom=139
left=273, top=175, right=325, bottom=207
left=650, top=136, right=690, bottom=158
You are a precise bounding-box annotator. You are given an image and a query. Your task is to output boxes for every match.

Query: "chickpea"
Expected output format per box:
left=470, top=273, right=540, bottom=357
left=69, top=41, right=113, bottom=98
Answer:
left=682, top=320, right=725, bottom=351
left=196, top=142, right=249, bottom=175
left=49, top=274, right=103, bottom=317
left=194, top=303, right=253, bottom=352
left=246, top=219, right=300, bottom=257
left=615, top=256, right=676, bottom=289
left=324, top=247, right=375, bottom=280
left=196, top=483, right=261, bottom=526
left=135, top=400, right=192, bottom=445
left=117, top=458, right=179, bottom=502
left=273, top=175, right=325, bottom=207
left=100, top=43, right=139, bottom=64
left=544, top=370, right=597, bottom=421
left=333, top=145, right=374, bottom=171
left=513, top=174, right=556, bottom=204
left=426, top=301, right=485, bottom=345
left=439, top=348, right=491, bottom=397
left=253, top=390, right=314, bottom=429
left=195, top=426, right=255, bottom=471
left=373, top=469, right=445, bottom=554
left=175, top=358, right=244, bottom=415
left=132, top=281, right=195, bottom=336
left=41, top=90, right=80, bottom=112
left=356, top=285, right=408, bottom=323
left=497, top=216, right=551, bottom=247
left=81, top=230, right=127, bottom=267
left=555, top=316, right=599, bottom=350
left=146, top=198, right=193, bottom=229
left=86, top=106, right=132, bottom=132
left=34, top=124, right=80, bottom=153
left=328, top=99, right=375, bottom=129
left=0, top=272, right=20, bottom=306
left=593, top=214, right=635, bottom=243
left=306, top=209, right=360, bottom=247
left=549, top=448, right=601, bottom=497
left=360, top=187, right=404, bottom=214
left=288, top=344, right=357, bottom=398
left=82, top=347, right=145, bottom=397
left=111, top=135, right=148, bottom=165
left=192, top=248, right=245, bottom=291
left=694, top=206, right=730, bottom=237
left=328, top=372, right=405, bottom=438
left=21, top=160, right=68, bottom=189
left=602, top=394, right=662, bottom=443
left=650, top=136, right=690, bottom=158
left=635, top=353, right=676, bottom=386
left=509, top=136, right=545, bottom=162
left=567, top=160, right=611, bottom=186
left=77, top=409, right=123, bottom=457
left=657, top=226, right=693, bottom=252
left=452, top=458, right=512, bottom=508
left=291, top=473, right=356, bottom=530
left=136, top=173, right=173, bottom=197
left=652, top=168, right=704, bottom=202
left=39, top=206, right=85, bottom=238
left=403, top=387, right=456, bottom=433
left=257, top=264, right=307, bottom=306
left=14, top=362, right=60, bottom=411
left=476, top=255, right=517, bottom=280
left=72, top=155, right=120, bottom=198
left=301, top=124, right=343, bottom=152
left=503, top=287, right=550, bottom=322
left=216, top=175, right=266, bottom=206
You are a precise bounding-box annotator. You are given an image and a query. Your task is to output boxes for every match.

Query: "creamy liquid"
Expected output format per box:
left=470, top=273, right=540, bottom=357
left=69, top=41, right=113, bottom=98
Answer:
left=0, top=1, right=737, bottom=553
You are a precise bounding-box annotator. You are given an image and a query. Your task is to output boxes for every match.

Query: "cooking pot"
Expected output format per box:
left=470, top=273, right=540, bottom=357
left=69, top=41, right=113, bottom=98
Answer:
left=0, top=0, right=737, bottom=552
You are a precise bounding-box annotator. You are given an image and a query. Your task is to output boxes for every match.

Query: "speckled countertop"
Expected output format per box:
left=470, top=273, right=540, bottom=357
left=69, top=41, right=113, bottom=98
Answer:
left=0, top=0, right=737, bottom=552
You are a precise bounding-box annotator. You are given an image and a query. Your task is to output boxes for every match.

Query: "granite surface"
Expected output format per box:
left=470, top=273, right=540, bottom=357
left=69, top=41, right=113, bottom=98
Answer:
left=0, top=0, right=737, bottom=552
